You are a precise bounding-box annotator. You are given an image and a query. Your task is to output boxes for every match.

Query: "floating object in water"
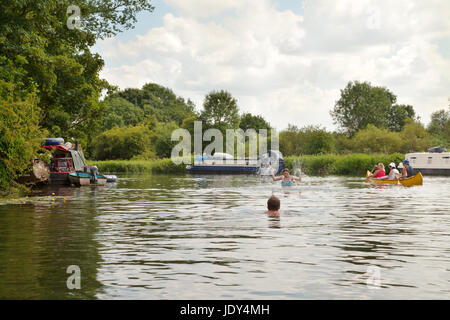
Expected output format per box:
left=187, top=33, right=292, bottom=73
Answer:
left=366, top=170, right=423, bottom=186
left=104, top=175, right=118, bottom=183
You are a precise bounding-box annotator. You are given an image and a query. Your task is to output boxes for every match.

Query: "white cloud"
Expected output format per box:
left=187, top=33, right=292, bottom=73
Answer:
left=95, top=0, right=450, bottom=130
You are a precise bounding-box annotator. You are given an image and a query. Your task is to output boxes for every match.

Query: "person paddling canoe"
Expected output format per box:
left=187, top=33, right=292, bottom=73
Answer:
left=367, top=163, right=386, bottom=178
left=271, top=168, right=301, bottom=186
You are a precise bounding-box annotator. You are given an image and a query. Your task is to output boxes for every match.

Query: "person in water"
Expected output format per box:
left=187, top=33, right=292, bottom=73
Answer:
left=368, top=163, right=386, bottom=178
left=265, top=195, right=280, bottom=214
left=271, top=168, right=301, bottom=186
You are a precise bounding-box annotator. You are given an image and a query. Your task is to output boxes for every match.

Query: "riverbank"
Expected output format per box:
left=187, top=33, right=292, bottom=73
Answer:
left=285, top=153, right=404, bottom=175
left=87, top=158, right=186, bottom=174
left=89, top=153, right=404, bottom=176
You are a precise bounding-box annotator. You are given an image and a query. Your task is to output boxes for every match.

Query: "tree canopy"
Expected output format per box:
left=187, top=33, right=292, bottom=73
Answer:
left=0, top=0, right=154, bottom=144
left=200, top=90, right=240, bottom=131
left=331, top=81, right=416, bottom=136
left=111, top=83, right=196, bottom=126
left=427, top=107, right=450, bottom=148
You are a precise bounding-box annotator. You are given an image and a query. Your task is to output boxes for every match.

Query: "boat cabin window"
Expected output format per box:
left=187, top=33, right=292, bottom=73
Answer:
left=410, top=157, right=416, bottom=164
left=444, top=156, right=450, bottom=164
left=427, top=157, right=432, bottom=164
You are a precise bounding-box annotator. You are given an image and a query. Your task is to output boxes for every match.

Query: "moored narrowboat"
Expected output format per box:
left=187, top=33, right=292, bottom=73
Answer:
left=405, top=147, right=450, bottom=176
left=42, top=138, right=89, bottom=185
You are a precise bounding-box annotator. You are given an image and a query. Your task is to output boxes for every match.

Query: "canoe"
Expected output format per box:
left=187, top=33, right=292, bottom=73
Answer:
left=69, top=172, right=107, bottom=187
left=365, top=170, right=423, bottom=186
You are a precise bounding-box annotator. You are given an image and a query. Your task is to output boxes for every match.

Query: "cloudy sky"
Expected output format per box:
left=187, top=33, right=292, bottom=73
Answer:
left=93, top=0, right=450, bottom=130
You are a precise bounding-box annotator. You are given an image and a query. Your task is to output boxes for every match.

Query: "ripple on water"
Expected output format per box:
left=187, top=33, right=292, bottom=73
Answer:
left=0, top=174, right=449, bottom=299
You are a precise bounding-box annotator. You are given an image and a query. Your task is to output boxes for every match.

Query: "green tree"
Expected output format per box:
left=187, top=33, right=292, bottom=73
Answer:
left=351, top=124, right=402, bottom=154
left=101, top=97, right=144, bottom=130
left=0, top=83, right=47, bottom=193
left=302, top=126, right=335, bottom=155
left=153, top=122, right=180, bottom=159
left=113, top=83, right=196, bottom=125
left=200, top=90, right=240, bottom=131
left=331, top=81, right=415, bottom=136
left=280, top=125, right=334, bottom=156
left=239, top=113, right=271, bottom=132
left=0, top=0, right=154, bottom=145
left=400, top=119, right=431, bottom=153
left=333, top=132, right=353, bottom=154
left=427, top=107, right=450, bottom=148
left=388, top=104, right=416, bottom=132
left=92, top=124, right=153, bottom=160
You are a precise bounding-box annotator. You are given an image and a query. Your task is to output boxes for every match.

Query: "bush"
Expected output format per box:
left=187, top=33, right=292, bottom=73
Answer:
left=93, top=124, right=153, bottom=160
left=285, top=153, right=404, bottom=176
left=0, top=84, right=47, bottom=194
left=280, top=125, right=335, bottom=156
left=351, top=125, right=402, bottom=154
left=88, top=159, right=186, bottom=174
left=400, top=119, right=432, bottom=153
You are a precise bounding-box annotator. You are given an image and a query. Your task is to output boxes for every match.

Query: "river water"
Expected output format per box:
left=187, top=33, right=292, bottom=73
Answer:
left=0, top=174, right=449, bottom=299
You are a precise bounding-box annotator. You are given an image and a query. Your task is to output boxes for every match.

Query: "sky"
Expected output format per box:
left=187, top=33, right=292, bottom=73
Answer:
left=93, top=0, right=450, bottom=131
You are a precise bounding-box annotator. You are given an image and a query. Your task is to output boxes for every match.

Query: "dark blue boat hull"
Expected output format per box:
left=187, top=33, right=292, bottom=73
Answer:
left=186, top=165, right=260, bottom=174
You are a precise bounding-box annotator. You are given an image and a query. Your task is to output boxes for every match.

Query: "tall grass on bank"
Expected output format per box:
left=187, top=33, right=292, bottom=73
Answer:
left=285, top=153, right=404, bottom=176
left=89, top=153, right=404, bottom=176
left=88, top=158, right=186, bottom=174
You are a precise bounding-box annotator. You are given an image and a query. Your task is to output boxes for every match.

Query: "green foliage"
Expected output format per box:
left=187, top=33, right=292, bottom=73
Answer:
left=0, top=0, right=155, bottom=156
left=92, top=124, right=154, bottom=160
left=351, top=124, right=402, bottom=154
left=88, top=159, right=186, bottom=174
left=388, top=104, right=416, bottom=132
left=280, top=125, right=334, bottom=156
left=427, top=107, right=450, bottom=148
left=101, top=97, right=144, bottom=130
left=332, top=132, right=353, bottom=154
left=331, top=81, right=415, bottom=136
left=153, top=122, right=180, bottom=159
left=285, top=153, right=404, bottom=176
left=0, top=83, right=47, bottom=193
left=239, top=113, right=271, bottom=132
left=112, top=83, right=196, bottom=126
left=400, top=119, right=431, bottom=153
left=200, top=90, right=240, bottom=131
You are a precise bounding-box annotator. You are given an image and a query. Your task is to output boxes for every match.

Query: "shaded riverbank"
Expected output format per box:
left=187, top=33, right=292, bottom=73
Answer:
left=88, top=153, right=404, bottom=176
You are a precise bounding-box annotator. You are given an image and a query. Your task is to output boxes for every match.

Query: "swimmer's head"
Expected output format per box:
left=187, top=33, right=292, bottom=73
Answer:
left=282, top=168, right=289, bottom=177
left=267, top=195, right=280, bottom=211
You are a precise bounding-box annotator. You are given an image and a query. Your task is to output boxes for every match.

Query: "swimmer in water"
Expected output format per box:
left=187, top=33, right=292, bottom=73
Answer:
left=271, top=168, right=301, bottom=186
left=265, top=195, right=280, bottom=215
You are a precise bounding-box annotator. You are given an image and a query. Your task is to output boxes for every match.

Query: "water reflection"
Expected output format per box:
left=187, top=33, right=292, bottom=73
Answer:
left=267, top=213, right=281, bottom=229
left=0, top=186, right=103, bottom=299
left=0, top=174, right=449, bottom=299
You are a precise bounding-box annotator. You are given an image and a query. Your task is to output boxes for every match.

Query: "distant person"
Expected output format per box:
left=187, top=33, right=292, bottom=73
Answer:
left=368, top=163, right=386, bottom=178
left=265, top=195, right=280, bottom=215
left=400, top=160, right=414, bottom=179
left=382, top=162, right=400, bottom=180
left=271, top=168, right=301, bottom=186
